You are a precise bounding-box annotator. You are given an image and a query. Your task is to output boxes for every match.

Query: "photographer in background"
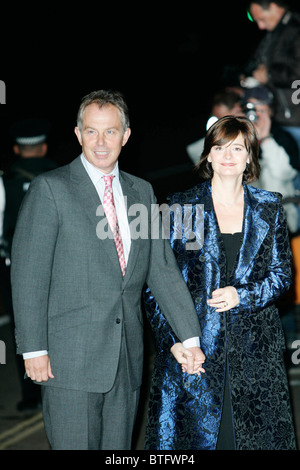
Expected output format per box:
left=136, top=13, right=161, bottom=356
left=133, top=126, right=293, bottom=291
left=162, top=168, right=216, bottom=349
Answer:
left=186, top=90, right=243, bottom=164
left=244, top=0, right=300, bottom=154
left=242, top=85, right=300, bottom=234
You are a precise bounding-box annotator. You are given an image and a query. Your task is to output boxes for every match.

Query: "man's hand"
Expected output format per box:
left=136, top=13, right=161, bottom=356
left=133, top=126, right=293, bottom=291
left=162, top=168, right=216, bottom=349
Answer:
left=171, top=344, right=205, bottom=375
left=253, top=64, right=268, bottom=84
left=24, top=355, right=54, bottom=382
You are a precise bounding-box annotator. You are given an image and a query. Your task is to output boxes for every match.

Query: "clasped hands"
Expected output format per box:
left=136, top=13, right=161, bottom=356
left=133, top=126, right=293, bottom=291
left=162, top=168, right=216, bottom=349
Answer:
left=171, top=345, right=206, bottom=375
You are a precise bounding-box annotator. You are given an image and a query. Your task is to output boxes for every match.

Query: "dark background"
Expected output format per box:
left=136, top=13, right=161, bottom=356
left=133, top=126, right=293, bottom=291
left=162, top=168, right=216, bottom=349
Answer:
left=1, top=0, right=300, bottom=201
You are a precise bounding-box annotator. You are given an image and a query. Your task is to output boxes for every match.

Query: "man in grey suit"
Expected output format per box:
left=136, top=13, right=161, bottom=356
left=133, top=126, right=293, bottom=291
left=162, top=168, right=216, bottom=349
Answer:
left=11, top=90, right=205, bottom=450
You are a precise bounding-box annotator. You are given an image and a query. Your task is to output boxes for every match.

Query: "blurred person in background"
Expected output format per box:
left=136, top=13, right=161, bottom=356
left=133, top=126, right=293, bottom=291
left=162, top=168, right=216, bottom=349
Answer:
left=242, top=85, right=300, bottom=234
left=2, top=118, right=57, bottom=413
left=186, top=90, right=243, bottom=164
left=244, top=0, right=300, bottom=155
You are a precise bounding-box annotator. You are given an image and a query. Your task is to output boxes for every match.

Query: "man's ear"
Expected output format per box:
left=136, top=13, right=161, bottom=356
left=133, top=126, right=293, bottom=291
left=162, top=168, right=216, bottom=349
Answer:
left=74, top=127, right=82, bottom=145
left=13, top=144, right=20, bottom=155
left=122, top=127, right=131, bottom=147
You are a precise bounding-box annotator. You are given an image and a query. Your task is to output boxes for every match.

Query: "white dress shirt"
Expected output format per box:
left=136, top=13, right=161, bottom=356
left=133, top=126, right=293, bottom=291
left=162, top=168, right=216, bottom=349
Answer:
left=23, top=154, right=199, bottom=359
left=80, top=154, right=131, bottom=262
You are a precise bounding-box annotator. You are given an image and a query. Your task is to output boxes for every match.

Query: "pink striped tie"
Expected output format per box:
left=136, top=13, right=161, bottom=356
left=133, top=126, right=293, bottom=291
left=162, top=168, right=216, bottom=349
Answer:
left=102, top=175, right=126, bottom=277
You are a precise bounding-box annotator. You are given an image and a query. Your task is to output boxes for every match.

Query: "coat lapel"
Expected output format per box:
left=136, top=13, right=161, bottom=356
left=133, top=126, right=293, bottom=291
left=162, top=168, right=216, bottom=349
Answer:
left=200, top=181, right=227, bottom=272
left=198, top=181, right=270, bottom=286
left=229, top=185, right=270, bottom=285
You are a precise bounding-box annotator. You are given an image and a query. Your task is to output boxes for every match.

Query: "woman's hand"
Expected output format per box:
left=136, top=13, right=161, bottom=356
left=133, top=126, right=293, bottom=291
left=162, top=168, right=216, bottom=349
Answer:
left=170, top=343, right=205, bottom=375
left=207, top=286, right=239, bottom=311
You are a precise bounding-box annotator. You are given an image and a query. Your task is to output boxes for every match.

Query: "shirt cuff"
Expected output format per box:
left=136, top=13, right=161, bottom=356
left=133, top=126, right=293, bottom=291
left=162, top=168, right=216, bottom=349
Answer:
left=23, top=350, right=48, bottom=359
left=182, top=337, right=200, bottom=348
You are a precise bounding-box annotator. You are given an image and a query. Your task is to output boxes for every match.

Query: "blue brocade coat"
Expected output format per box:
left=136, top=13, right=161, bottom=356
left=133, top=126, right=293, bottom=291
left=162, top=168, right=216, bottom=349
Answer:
left=144, top=180, right=297, bottom=450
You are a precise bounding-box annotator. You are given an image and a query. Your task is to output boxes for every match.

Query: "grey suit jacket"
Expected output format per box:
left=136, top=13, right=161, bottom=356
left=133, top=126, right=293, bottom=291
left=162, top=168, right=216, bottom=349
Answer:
left=11, top=156, right=201, bottom=393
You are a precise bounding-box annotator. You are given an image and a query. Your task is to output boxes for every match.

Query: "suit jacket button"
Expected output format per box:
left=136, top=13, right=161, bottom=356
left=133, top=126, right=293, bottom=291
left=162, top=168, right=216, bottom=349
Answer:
left=116, top=318, right=121, bottom=324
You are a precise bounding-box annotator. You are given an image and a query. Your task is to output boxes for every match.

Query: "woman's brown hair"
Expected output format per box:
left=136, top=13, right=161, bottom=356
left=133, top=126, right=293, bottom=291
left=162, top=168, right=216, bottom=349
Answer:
left=195, top=115, right=260, bottom=183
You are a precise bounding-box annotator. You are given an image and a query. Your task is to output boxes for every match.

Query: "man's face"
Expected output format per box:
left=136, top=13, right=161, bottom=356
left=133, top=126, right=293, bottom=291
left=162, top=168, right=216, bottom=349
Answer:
left=250, top=2, right=283, bottom=31
left=75, top=103, right=131, bottom=173
left=248, top=98, right=272, bottom=119
left=212, top=103, right=243, bottom=119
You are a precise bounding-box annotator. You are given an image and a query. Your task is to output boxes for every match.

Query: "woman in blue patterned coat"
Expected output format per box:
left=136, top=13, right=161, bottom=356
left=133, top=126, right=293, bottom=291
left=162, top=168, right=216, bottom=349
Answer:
left=144, top=115, right=297, bottom=450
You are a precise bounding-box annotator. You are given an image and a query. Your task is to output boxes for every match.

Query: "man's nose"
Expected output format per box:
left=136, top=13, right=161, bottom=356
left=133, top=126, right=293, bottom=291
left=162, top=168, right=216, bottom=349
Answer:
left=257, top=21, right=266, bottom=30
left=96, top=133, right=105, bottom=145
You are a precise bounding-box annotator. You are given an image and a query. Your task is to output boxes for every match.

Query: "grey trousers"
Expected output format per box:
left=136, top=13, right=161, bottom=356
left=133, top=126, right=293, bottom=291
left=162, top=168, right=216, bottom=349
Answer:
left=41, top=347, right=140, bottom=450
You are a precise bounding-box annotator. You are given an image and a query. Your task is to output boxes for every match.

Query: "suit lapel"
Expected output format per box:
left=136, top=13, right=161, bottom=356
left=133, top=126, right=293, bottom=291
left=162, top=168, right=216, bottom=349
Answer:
left=119, top=171, right=142, bottom=284
left=69, top=156, right=122, bottom=276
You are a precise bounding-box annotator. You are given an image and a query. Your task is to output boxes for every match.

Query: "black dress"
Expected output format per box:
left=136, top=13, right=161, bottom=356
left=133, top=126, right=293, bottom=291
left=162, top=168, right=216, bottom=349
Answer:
left=216, top=232, right=242, bottom=450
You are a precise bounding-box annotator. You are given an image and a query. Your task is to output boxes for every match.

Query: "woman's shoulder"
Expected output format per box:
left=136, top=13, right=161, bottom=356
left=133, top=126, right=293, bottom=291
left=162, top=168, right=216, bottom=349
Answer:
left=167, top=180, right=209, bottom=205
left=246, top=184, right=283, bottom=204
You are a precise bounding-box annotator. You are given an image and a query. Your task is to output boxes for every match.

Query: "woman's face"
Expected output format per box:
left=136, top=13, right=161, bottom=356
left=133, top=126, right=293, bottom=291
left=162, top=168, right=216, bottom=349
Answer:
left=207, top=132, right=250, bottom=179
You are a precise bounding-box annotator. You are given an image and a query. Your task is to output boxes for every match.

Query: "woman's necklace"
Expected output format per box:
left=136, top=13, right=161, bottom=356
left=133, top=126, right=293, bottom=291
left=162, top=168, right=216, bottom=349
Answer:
left=212, top=189, right=244, bottom=207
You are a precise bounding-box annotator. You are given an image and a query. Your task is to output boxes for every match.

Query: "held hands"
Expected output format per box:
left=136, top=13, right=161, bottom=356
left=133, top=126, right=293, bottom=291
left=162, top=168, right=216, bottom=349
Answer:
left=170, top=344, right=205, bottom=375
left=24, top=355, right=54, bottom=383
left=207, top=286, right=239, bottom=312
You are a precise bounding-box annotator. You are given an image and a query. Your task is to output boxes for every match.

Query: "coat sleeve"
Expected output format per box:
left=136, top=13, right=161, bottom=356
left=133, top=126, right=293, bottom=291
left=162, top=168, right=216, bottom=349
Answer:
left=235, top=200, right=292, bottom=313
left=144, top=195, right=198, bottom=352
left=11, top=175, right=59, bottom=354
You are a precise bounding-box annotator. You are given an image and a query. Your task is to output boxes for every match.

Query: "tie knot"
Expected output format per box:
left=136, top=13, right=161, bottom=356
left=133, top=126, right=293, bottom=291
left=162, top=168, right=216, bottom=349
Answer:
left=103, top=175, right=114, bottom=187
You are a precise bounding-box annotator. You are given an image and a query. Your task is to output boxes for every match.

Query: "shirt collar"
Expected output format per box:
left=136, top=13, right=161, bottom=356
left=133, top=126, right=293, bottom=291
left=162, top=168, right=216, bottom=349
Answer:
left=80, top=153, right=119, bottom=185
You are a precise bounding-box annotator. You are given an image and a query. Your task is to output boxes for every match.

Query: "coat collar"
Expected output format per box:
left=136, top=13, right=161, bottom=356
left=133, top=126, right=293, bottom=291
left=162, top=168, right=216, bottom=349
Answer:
left=194, top=180, right=270, bottom=284
left=196, top=179, right=261, bottom=212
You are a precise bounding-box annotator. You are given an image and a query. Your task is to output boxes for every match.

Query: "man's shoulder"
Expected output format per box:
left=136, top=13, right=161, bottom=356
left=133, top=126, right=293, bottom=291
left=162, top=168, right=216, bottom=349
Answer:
left=120, top=170, right=153, bottom=191
left=31, top=158, right=77, bottom=185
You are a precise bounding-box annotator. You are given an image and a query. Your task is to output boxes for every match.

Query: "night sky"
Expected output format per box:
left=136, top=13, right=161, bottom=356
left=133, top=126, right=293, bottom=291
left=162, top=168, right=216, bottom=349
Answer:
left=1, top=1, right=300, bottom=200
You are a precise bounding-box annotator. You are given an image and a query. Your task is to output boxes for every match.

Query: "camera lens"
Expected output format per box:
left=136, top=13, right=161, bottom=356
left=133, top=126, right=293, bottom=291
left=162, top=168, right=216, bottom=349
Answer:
left=244, top=103, right=258, bottom=122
